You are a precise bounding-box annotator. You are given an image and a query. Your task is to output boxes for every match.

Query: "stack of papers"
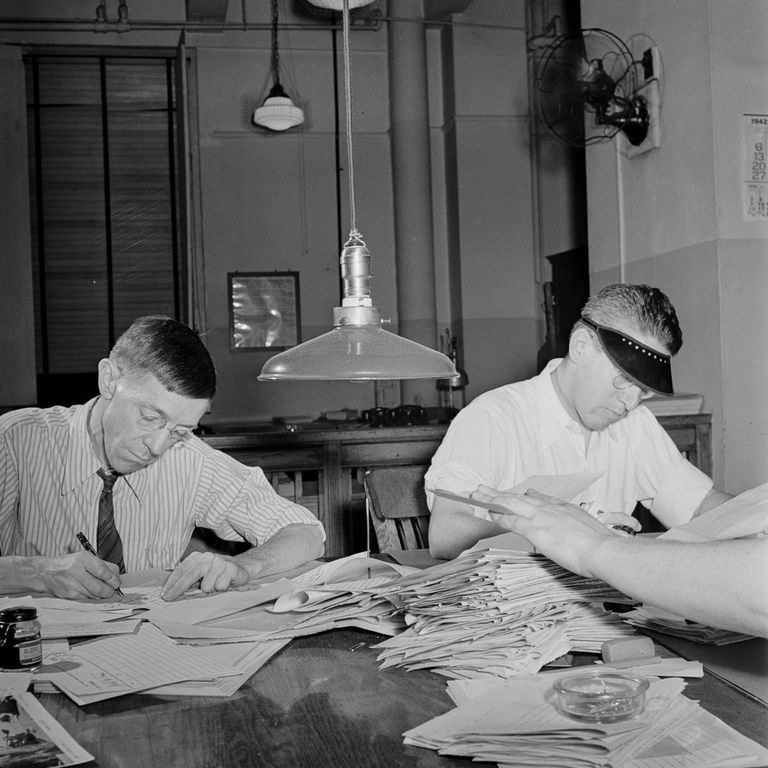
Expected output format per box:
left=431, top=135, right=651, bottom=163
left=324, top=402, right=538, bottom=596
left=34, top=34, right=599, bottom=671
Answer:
left=9, top=552, right=416, bottom=704
left=404, top=674, right=768, bottom=767
left=178, top=553, right=415, bottom=643
left=371, top=547, right=637, bottom=679
left=38, top=623, right=245, bottom=705
left=620, top=606, right=754, bottom=646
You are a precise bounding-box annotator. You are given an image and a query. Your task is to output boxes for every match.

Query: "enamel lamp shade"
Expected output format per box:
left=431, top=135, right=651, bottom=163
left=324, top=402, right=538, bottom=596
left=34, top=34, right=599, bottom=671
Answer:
left=259, top=235, right=457, bottom=381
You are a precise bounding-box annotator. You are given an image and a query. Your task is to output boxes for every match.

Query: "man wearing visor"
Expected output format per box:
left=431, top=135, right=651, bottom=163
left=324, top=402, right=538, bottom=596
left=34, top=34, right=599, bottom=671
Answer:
left=426, top=283, right=730, bottom=560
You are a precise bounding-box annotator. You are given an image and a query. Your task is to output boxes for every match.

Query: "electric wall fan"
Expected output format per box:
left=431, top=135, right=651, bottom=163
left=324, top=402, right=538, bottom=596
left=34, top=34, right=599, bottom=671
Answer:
left=533, top=27, right=657, bottom=148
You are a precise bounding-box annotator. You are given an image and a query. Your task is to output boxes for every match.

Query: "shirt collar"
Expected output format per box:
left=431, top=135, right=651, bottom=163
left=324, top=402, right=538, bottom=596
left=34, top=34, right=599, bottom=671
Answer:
left=62, top=397, right=142, bottom=501
left=535, top=359, right=574, bottom=449
left=536, top=358, right=620, bottom=444
left=62, top=398, right=101, bottom=495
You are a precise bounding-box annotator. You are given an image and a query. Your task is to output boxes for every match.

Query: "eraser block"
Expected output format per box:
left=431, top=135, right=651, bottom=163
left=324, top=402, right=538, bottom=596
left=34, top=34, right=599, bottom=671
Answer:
left=601, top=636, right=655, bottom=663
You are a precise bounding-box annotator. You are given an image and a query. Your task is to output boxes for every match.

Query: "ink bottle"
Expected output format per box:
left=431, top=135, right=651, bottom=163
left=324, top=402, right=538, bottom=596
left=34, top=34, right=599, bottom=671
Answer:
left=0, top=606, right=43, bottom=669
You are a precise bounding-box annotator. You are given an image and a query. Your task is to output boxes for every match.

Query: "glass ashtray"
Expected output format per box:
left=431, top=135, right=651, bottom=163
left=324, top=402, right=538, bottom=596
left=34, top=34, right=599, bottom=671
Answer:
left=552, top=670, right=649, bottom=723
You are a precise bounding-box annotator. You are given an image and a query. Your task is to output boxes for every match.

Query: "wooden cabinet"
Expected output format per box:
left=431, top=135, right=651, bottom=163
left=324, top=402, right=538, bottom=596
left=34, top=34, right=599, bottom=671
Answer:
left=655, top=413, right=712, bottom=475
left=203, top=425, right=446, bottom=557
left=203, top=413, right=712, bottom=556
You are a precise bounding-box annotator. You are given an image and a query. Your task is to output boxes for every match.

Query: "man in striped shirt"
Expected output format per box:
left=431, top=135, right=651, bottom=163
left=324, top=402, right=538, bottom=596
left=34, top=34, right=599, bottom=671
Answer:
left=0, top=316, right=325, bottom=601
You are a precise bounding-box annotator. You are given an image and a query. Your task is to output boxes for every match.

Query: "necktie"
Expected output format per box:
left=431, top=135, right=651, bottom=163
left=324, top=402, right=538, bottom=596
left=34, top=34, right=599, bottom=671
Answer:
left=96, top=468, right=125, bottom=574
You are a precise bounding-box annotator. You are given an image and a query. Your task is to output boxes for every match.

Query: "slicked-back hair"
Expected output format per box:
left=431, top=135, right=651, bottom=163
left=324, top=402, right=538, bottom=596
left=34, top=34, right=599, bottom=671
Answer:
left=578, top=284, right=683, bottom=355
left=109, top=316, right=216, bottom=399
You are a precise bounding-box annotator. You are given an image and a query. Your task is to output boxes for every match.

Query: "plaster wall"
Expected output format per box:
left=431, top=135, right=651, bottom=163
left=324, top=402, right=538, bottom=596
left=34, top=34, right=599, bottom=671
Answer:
left=582, top=0, right=768, bottom=491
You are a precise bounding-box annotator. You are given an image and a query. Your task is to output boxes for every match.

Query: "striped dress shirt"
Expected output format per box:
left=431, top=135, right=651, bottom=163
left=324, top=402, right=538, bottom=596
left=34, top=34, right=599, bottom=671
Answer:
left=0, top=400, right=324, bottom=571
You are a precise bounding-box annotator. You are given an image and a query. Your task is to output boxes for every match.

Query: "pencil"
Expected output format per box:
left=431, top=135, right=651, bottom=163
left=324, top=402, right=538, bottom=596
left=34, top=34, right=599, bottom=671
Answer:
left=431, top=488, right=514, bottom=516
left=76, top=531, right=125, bottom=597
left=432, top=490, right=638, bottom=536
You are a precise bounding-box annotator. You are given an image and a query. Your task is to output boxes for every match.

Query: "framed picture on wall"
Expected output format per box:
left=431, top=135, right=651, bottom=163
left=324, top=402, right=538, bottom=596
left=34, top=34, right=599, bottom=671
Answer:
left=228, top=271, right=301, bottom=351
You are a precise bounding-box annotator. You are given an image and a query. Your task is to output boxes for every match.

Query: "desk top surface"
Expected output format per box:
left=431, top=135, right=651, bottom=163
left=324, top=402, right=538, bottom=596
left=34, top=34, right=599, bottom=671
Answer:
left=36, top=628, right=768, bottom=768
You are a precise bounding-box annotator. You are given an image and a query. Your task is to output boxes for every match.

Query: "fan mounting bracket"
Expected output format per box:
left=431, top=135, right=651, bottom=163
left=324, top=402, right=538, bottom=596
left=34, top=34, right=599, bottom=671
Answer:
left=625, top=46, right=661, bottom=157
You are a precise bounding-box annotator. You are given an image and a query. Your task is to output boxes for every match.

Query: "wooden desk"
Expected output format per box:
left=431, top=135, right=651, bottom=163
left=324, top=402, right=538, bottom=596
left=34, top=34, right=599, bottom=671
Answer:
left=202, top=415, right=711, bottom=557
left=37, top=628, right=768, bottom=768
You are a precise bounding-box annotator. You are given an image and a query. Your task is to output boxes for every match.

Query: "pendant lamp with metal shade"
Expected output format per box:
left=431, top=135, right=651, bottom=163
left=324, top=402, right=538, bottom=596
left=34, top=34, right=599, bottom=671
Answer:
left=253, top=0, right=304, bottom=132
left=258, top=0, right=457, bottom=381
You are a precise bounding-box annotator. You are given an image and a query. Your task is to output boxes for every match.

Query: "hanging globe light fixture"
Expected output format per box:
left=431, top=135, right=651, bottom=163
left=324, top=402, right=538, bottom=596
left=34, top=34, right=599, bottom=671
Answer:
left=253, top=0, right=304, bottom=132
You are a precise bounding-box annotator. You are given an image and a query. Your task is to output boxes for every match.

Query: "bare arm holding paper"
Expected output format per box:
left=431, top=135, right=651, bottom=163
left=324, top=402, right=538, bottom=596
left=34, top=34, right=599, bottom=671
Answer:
left=470, top=485, right=768, bottom=639
left=428, top=473, right=639, bottom=560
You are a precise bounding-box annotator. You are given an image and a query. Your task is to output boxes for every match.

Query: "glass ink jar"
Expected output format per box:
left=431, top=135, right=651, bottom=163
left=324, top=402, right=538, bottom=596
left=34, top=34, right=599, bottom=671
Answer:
left=0, top=606, right=43, bottom=669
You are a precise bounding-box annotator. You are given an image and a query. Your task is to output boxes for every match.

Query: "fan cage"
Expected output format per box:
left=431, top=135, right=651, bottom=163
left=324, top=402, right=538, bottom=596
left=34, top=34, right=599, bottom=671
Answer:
left=532, top=27, right=650, bottom=148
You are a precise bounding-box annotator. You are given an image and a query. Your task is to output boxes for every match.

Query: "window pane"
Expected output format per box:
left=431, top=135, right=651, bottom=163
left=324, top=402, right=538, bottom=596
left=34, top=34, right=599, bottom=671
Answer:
left=106, top=60, right=178, bottom=330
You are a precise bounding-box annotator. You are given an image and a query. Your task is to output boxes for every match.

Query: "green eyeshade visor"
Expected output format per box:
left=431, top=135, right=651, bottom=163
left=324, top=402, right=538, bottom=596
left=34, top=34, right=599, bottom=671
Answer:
left=581, top=317, right=674, bottom=395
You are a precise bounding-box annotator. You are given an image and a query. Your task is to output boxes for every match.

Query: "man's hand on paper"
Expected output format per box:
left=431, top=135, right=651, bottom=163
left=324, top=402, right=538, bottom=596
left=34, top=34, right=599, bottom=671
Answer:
left=161, top=551, right=253, bottom=601
left=469, top=487, right=623, bottom=578
left=35, top=552, right=122, bottom=600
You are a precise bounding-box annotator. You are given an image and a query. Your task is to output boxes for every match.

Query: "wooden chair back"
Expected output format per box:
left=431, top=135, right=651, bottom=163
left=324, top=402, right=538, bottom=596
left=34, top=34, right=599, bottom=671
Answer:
left=363, top=465, right=430, bottom=551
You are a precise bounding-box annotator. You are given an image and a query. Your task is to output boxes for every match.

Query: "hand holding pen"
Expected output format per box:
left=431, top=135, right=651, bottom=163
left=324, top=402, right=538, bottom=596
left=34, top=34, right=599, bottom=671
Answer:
left=76, top=532, right=125, bottom=597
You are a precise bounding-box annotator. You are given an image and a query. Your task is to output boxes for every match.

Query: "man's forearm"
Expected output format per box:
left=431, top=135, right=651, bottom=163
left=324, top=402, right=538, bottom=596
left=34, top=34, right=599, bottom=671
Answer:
left=587, top=535, right=768, bottom=637
left=428, top=502, right=502, bottom=560
left=0, top=556, right=48, bottom=593
left=235, top=523, right=325, bottom=578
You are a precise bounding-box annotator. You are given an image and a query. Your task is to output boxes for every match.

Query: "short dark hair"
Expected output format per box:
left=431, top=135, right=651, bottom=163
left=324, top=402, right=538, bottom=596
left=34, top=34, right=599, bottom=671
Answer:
left=579, top=283, right=683, bottom=355
left=110, top=316, right=216, bottom=399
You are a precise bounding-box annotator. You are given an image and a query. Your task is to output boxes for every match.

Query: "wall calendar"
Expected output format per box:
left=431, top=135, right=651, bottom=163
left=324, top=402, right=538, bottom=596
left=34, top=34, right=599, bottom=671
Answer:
left=743, top=114, right=768, bottom=222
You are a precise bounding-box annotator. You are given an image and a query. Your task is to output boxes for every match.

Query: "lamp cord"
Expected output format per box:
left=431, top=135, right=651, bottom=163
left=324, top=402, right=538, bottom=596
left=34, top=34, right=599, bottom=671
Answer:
left=270, top=0, right=281, bottom=88
left=342, top=0, right=360, bottom=242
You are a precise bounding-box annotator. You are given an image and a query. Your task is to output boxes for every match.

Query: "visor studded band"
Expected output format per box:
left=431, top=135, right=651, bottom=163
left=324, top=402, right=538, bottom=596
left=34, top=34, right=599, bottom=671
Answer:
left=580, top=316, right=674, bottom=396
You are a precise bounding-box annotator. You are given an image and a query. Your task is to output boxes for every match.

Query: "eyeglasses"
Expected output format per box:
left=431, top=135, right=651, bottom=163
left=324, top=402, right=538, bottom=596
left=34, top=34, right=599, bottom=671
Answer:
left=582, top=322, right=652, bottom=398
left=612, top=372, right=652, bottom=399
left=136, top=410, right=194, bottom=444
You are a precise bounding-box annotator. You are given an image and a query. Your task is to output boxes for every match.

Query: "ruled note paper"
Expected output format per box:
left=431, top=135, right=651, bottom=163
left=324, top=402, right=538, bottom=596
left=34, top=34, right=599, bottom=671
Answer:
left=41, top=624, right=241, bottom=704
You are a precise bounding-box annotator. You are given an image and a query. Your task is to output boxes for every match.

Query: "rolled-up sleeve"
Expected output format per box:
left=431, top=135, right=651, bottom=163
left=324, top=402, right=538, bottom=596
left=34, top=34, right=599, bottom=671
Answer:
left=647, top=459, right=713, bottom=529
left=190, top=441, right=325, bottom=546
left=631, top=408, right=713, bottom=528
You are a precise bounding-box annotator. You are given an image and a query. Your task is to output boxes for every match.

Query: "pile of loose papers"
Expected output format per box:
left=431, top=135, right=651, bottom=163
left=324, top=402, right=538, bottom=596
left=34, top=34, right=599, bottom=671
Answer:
left=404, top=673, right=768, bottom=767
left=371, top=544, right=637, bottom=679
left=620, top=605, right=753, bottom=646
left=2, top=553, right=415, bottom=704
left=204, top=553, right=413, bottom=642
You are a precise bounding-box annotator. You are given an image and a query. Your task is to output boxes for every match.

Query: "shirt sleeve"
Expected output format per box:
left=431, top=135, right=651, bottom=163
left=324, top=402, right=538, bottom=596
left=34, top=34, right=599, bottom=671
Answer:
left=0, top=419, right=20, bottom=555
left=190, top=441, right=325, bottom=546
left=424, top=397, right=518, bottom=515
left=631, top=408, right=713, bottom=528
